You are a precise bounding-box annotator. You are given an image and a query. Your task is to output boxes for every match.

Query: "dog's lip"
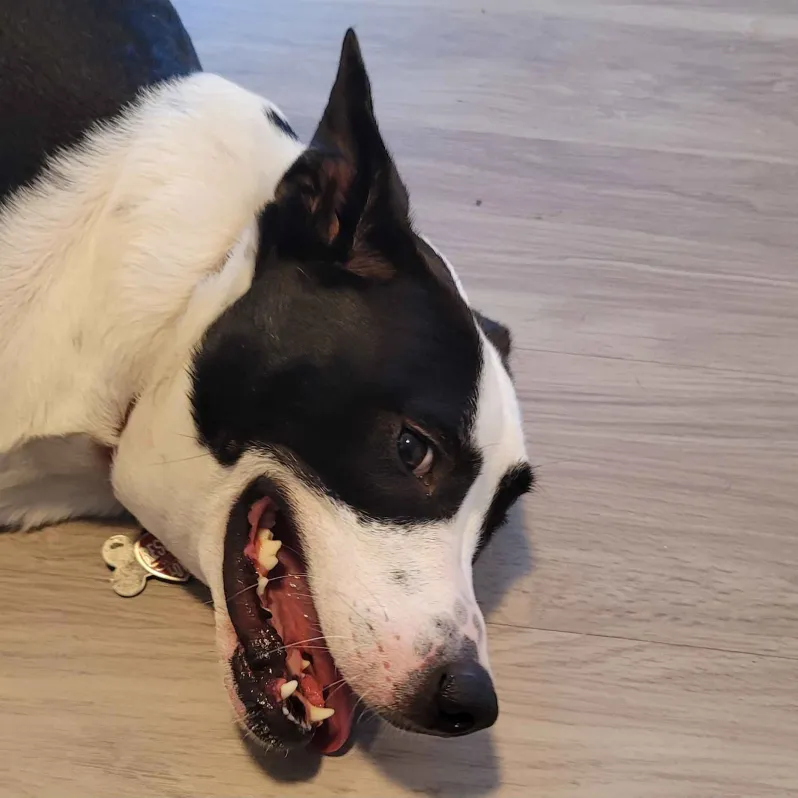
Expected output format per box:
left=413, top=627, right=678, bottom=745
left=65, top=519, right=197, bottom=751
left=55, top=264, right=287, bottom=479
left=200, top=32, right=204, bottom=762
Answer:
left=230, top=645, right=315, bottom=748
left=222, top=477, right=354, bottom=752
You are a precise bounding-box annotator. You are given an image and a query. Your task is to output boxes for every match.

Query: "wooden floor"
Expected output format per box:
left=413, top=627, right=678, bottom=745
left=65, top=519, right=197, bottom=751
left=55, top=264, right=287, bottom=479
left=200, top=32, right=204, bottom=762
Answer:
left=2, top=0, right=798, bottom=795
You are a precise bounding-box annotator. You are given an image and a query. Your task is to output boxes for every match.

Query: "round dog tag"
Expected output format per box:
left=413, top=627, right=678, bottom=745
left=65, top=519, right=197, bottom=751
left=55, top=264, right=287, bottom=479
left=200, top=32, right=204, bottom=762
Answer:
left=134, top=531, right=191, bottom=583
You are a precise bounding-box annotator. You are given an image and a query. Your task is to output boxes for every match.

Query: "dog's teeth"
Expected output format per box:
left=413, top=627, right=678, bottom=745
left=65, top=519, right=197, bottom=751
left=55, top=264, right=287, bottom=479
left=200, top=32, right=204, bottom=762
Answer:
left=255, top=536, right=281, bottom=573
left=308, top=705, right=335, bottom=723
left=259, top=539, right=282, bottom=557
left=260, top=554, right=279, bottom=572
left=301, top=659, right=311, bottom=672
left=256, top=575, right=269, bottom=597
left=280, top=680, right=298, bottom=700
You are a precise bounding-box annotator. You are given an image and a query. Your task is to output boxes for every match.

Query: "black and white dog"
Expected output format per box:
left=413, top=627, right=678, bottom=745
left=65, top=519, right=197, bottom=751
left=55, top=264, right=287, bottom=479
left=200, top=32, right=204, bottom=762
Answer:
left=0, top=0, right=531, bottom=755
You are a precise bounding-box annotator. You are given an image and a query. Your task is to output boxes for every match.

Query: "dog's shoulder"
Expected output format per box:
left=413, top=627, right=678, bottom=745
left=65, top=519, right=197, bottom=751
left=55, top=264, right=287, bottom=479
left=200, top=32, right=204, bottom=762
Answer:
left=0, top=68, right=304, bottom=460
left=0, top=0, right=201, bottom=202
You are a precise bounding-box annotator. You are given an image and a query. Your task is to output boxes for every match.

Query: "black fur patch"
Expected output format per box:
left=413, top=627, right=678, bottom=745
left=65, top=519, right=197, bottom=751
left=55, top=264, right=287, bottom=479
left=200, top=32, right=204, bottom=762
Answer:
left=474, top=463, right=533, bottom=559
left=265, top=108, right=298, bottom=140
left=473, top=310, right=512, bottom=366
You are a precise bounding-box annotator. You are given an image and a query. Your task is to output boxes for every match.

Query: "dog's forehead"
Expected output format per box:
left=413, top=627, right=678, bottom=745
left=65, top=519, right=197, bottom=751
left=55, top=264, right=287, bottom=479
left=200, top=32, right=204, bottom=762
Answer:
left=202, top=246, right=482, bottom=412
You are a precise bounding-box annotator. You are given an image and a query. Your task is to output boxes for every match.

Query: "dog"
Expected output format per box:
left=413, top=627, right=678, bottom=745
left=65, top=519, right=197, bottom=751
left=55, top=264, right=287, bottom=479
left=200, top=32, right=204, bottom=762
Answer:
left=0, top=0, right=532, bottom=755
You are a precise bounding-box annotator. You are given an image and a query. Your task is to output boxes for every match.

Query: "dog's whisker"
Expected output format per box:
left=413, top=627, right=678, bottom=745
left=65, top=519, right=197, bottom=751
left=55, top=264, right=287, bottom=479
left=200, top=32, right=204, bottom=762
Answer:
left=270, top=634, right=348, bottom=649
left=149, top=452, right=213, bottom=467
left=217, top=582, right=257, bottom=605
left=204, top=573, right=313, bottom=607
left=277, top=543, right=305, bottom=561
left=331, top=587, right=372, bottom=626
left=325, top=679, right=352, bottom=700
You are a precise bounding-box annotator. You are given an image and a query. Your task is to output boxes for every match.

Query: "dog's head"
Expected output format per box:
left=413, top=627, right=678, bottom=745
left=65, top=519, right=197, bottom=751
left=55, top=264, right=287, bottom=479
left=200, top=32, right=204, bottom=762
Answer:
left=112, top=30, right=531, bottom=754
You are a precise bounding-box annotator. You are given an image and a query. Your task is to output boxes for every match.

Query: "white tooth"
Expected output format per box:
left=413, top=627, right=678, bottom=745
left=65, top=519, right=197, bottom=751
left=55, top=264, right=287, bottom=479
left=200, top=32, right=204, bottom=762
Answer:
left=259, top=539, right=282, bottom=557
left=256, top=575, right=269, bottom=597
left=308, top=706, right=335, bottom=723
left=257, top=528, right=273, bottom=542
left=280, top=680, right=298, bottom=700
left=301, top=659, right=311, bottom=672
left=259, top=554, right=279, bottom=572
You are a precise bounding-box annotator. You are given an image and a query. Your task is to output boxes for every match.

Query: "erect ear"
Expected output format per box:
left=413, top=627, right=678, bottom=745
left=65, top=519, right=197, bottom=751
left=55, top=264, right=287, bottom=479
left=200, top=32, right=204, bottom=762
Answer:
left=474, top=310, right=513, bottom=367
left=263, top=30, right=410, bottom=276
left=311, top=28, right=411, bottom=245
left=311, top=29, right=381, bottom=163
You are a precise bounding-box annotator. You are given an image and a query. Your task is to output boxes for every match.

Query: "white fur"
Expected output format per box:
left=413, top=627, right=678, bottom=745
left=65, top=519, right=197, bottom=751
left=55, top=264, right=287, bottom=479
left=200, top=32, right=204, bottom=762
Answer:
left=0, top=70, right=528, bottom=724
left=0, top=435, right=120, bottom=530
left=0, top=73, right=302, bottom=527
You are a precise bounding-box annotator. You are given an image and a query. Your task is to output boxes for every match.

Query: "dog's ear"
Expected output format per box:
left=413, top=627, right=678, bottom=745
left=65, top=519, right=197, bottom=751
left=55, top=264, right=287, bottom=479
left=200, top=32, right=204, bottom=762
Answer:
left=261, top=29, right=410, bottom=279
left=474, top=310, right=512, bottom=366
left=311, top=29, right=380, bottom=163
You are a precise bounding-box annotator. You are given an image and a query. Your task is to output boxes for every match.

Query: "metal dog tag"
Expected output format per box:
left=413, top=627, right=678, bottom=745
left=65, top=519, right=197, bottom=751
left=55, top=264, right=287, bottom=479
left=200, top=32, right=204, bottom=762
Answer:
left=134, top=531, right=191, bottom=583
left=102, top=531, right=190, bottom=597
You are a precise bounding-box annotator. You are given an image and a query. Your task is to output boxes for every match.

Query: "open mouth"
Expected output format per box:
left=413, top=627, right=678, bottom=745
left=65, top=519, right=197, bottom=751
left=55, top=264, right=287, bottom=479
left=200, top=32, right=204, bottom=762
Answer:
left=223, top=479, right=354, bottom=754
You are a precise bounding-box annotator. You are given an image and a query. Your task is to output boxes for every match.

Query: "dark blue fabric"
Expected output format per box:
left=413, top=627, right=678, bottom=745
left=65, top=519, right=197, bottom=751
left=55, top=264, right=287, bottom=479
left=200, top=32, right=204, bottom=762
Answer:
left=0, top=0, right=202, bottom=200
left=118, top=0, right=202, bottom=83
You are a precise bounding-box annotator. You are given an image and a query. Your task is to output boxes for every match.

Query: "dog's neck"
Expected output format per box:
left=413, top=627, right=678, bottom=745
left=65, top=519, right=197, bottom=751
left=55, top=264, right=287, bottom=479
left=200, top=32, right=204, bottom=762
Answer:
left=0, top=73, right=303, bottom=454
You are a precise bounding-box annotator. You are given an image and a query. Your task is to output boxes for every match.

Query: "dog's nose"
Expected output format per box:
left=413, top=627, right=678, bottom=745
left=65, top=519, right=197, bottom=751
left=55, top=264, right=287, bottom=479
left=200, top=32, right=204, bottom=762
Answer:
left=407, top=659, right=498, bottom=736
left=434, top=660, right=498, bottom=735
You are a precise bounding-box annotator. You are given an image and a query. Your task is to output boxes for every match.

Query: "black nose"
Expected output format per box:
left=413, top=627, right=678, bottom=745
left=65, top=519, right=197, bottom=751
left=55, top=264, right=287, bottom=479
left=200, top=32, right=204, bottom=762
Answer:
left=406, top=660, right=498, bottom=737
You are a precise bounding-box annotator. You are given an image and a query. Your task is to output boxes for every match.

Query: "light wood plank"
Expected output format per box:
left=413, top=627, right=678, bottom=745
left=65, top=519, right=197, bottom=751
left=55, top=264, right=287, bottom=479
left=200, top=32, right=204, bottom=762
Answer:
left=2, top=540, right=797, bottom=798
left=479, top=353, right=798, bottom=656
left=3, top=0, right=798, bottom=795
left=180, top=0, right=798, bottom=162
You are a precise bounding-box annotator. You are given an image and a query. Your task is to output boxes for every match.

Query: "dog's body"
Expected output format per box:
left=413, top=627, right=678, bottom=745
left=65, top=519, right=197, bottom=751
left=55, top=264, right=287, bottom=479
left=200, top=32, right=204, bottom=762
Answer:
left=0, top=0, right=531, bottom=754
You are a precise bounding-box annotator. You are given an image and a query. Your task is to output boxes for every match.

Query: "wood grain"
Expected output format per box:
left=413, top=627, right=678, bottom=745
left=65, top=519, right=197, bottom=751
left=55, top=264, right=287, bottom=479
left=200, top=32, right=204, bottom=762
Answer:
left=2, top=0, right=798, bottom=795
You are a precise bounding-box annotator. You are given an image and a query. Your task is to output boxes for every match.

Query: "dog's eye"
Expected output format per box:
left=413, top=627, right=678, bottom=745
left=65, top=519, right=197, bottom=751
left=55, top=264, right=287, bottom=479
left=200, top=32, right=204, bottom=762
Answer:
left=397, top=427, right=435, bottom=477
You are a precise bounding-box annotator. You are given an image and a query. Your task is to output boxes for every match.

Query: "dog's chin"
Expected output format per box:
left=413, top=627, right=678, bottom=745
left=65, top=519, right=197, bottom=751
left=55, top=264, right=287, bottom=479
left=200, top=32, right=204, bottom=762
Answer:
left=222, top=478, right=355, bottom=755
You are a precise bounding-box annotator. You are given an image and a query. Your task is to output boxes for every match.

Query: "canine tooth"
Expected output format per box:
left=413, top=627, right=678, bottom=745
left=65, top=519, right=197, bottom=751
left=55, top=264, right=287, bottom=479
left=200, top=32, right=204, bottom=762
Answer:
left=280, top=680, right=298, bottom=700
left=301, top=659, right=311, bottom=672
left=308, top=706, right=335, bottom=723
left=257, top=528, right=273, bottom=542
left=256, top=575, right=269, bottom=597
